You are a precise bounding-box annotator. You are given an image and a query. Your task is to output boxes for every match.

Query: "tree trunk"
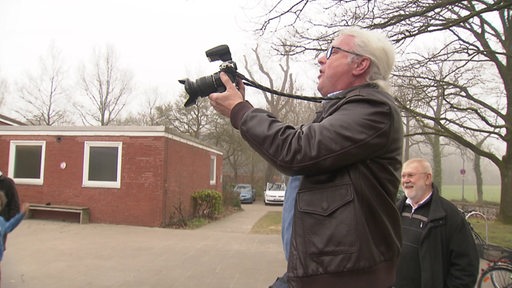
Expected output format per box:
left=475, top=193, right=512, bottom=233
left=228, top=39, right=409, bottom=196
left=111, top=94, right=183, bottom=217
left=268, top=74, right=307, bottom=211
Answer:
left=474, top=155, right=484, bottom=204
left=432, top=135, right=442, bottom=194
left=499, top=160, right=512, bottom=224
left=403, top=114, right=411, bottom=161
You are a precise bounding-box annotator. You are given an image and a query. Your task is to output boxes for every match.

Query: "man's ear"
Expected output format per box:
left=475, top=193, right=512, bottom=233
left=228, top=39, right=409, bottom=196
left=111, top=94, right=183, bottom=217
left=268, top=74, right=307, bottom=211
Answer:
left=353, top=57, right=371, bottom=76
left=425, top=173, right=433, bottom=185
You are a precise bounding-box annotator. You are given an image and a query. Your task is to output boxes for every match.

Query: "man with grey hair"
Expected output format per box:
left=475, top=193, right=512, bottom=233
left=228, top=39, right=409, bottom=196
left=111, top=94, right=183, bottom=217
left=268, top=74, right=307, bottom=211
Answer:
left=209, top=27, right=403, bottom=287
left=395, top=158, right=479, bottom=287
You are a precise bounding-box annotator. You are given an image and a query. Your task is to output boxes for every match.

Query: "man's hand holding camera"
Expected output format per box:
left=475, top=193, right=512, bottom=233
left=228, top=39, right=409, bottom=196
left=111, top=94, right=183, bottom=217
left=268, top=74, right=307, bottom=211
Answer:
left=208, top=72, right=245, bottom=118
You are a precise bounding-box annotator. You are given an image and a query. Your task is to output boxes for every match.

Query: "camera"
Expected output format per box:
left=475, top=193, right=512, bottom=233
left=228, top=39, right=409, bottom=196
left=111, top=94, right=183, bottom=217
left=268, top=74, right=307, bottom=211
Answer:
left=179, top=45, right=238, bottom=107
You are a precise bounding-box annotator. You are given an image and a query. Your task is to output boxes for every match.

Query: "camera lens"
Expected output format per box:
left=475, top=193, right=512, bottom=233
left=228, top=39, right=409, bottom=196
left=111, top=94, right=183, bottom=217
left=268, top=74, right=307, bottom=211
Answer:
left=180, top=72, right=225, bottom=107
left=188, top=73, right=224, bottom=97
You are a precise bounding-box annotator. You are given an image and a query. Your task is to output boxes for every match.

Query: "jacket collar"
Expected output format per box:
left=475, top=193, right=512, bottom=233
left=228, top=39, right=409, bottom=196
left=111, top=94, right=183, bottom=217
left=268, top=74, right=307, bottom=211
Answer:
left=325, top=82, right=378, bottom=101
left=315, top=83, right=380, bottom=122
left=426, top=183, right=447, bottom=222
left=397, top=183, right=447, bottom=223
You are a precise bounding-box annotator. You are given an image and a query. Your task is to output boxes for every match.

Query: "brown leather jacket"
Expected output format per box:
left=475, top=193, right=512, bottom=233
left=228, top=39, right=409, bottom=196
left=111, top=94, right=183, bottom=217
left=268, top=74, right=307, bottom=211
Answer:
left=231, top=83, right=403, bottom=288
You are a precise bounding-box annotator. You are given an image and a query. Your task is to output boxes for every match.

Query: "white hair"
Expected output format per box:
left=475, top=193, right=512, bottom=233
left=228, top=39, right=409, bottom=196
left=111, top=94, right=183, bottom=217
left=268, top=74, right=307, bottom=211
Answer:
left=403, top=158, right=433, bottom=174
left=338, top=27, right=395, bottom=93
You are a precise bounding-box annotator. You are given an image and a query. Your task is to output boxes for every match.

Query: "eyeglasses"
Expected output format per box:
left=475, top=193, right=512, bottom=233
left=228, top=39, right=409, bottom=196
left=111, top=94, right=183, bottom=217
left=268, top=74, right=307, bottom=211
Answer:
left=401, top=172, right=429, bottom=180
left=326, top=46, right=363, bottom=60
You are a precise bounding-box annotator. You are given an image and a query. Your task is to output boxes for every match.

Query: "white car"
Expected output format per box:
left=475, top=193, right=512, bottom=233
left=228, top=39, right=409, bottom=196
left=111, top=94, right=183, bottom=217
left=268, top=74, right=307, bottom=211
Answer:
left=264, top=182, right=286, bottom=205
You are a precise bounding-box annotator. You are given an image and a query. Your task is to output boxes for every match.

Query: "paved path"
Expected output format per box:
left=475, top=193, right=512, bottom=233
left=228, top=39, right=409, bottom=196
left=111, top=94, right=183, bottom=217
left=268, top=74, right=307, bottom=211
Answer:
left=2, top=202, right=286, bottom=288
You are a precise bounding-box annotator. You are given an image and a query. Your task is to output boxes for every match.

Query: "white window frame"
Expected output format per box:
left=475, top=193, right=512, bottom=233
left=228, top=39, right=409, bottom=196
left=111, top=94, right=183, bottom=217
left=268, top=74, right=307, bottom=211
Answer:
left=209, top=155, right=216, bottom=185
left=8, top=140, right=46, bottom=185
left=82, top=141, right=122, bottom=188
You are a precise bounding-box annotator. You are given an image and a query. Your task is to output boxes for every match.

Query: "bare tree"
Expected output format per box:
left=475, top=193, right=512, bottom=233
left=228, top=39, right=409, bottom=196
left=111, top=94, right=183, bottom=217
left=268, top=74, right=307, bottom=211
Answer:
left=285, top=98, right=319, bottom=126
left=470, top=136, right=491, bottom=204
left=77, top=46, right=133, bottom=126
left=394, top=58, right=487, bottom=192
left=114, top=87, right=163, bottom=126
left=256, top=1, right=509, bottom=51
left=395, top=52, right=505, bottom=205
left=0, top=76, right=7, bottom=109
left=156, top=91, right=260, bottom=185
left=242, top=43, right=309, bottom=184
left=211, top=117, right=255, bottom=184
left=243, top=43, right=294, bottom=117
left=155, top=92, right=219, bottom=140
left=138, top=88, right=162, bottom=126
left=16, top=44, right=69, bottom=125
left=256, top=0, right=512, bottom=223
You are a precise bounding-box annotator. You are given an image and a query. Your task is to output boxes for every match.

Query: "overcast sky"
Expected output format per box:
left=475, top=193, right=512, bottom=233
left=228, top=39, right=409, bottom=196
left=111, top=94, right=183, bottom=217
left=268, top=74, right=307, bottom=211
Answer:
left=0, top=0, right=269, bottom=114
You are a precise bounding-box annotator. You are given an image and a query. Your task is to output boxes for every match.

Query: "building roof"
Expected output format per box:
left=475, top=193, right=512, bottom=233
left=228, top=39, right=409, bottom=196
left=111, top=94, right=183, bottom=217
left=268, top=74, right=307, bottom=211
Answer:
left=0, top=125, right=223, bottom=155
left=0, top=114, right=26, bottom=126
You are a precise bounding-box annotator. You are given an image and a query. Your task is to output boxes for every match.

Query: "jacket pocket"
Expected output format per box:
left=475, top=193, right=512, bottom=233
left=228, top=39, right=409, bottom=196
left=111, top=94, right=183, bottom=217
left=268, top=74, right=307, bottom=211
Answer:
left=295, top=178, right=357, bottom=263
left=297, top=182, right=353, bottom=216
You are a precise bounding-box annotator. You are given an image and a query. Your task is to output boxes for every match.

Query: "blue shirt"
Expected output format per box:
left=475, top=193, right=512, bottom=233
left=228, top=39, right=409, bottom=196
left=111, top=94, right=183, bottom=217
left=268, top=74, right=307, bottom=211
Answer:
left=282, top=175, right=302, bottom=261
left=282, top=92, right=339, bottom=260
left=0, top=212, right=25, bottom=261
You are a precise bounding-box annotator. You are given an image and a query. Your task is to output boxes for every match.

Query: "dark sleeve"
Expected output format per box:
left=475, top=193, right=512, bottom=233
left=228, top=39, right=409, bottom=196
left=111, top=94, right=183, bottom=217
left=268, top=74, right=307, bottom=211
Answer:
left=445, top=210, right=480, bottom=287
left=239, top=99, right=396, bottom=176
left=230, top=101, right=254, bottom=130
left=2, top=177, right=21, bottom=221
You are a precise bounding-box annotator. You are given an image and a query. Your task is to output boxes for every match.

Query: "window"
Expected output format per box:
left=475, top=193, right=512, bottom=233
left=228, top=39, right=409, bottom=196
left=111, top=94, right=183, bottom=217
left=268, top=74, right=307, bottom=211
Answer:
left=83, top=141, right=122, bottom=188
left=9, top=141, right=46, bottom=185
left=209, top=155, right=216, bottom=185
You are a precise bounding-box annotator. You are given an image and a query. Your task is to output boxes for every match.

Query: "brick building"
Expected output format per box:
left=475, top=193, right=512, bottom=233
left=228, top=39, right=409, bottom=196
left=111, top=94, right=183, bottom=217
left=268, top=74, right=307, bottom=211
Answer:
left=0, top=125, right=223, bottom=227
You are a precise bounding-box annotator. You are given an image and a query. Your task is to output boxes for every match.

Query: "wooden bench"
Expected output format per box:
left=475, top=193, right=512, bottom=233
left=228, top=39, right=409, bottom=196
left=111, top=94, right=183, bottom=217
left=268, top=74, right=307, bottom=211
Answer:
left=28, top=204, right=90, bottom=224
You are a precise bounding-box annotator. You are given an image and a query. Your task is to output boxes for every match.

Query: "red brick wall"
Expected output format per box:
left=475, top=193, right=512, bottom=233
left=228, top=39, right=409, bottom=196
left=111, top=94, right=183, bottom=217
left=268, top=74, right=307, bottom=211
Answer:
left=163, top=138, right=223, bottom=225
left=0, top=132, right=222, bottom=227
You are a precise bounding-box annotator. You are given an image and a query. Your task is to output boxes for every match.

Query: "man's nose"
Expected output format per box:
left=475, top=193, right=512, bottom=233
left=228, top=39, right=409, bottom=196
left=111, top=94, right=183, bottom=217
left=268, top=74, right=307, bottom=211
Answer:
left=317, top=53, right=327, bottom=64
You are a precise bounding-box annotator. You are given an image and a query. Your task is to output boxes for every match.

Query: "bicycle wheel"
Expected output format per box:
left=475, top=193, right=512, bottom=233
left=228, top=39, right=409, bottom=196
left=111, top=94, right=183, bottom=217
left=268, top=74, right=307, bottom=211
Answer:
left=478, top=264, right=512, bottom=288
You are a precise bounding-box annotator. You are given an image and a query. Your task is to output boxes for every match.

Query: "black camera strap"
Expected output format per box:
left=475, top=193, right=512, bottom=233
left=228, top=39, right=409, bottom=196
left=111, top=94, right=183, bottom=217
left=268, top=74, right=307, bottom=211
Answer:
left=237, top=72, right=324, bottom=103
left=236, top=72, right=366, bottom=103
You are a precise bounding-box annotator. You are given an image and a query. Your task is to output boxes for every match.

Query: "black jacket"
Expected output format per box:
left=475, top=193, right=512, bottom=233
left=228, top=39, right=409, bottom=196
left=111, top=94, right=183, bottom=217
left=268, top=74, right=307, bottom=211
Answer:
left=396, top=185, right=479, bottom=288
left=0, top=174, right=20, bottom=221
left=231, top=83, right=403, bottom=288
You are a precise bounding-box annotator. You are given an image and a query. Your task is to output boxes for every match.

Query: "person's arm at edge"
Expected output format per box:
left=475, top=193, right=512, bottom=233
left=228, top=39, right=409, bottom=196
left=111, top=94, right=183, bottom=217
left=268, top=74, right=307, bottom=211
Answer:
left=5, top=203, right=29, bottom=234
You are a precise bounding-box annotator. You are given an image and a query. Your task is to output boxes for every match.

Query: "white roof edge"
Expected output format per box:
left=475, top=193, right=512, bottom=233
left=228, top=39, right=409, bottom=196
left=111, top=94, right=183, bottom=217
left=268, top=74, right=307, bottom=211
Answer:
left=0, top=126, right=223, bottom=155
left=1, top=120, right=23, bottom=126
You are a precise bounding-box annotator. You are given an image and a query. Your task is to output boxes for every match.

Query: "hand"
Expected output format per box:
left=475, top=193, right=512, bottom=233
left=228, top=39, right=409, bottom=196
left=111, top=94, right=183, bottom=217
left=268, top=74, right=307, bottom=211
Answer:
left=21, top=203, right=30, bottom=213
left=208, top=72, right=245, bottom=117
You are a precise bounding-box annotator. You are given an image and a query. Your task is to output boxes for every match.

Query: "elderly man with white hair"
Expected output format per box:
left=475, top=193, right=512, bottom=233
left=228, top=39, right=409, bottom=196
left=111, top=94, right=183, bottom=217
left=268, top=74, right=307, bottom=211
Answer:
left=209, top=27, right=403, bottom=288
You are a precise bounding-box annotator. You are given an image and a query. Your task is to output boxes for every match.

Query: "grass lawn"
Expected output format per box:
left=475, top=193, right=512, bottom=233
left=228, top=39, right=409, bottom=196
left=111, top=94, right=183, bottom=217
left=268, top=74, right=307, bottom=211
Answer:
left=250, top=211, right=282, bottom=234
left=469, top=218, right=512, bottom=249
left=441, top=185, right=501, bottom=203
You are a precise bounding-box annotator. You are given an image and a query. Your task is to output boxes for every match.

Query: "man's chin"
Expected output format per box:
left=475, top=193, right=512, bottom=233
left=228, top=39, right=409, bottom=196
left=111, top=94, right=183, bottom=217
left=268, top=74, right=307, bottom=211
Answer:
left=403, top=189, right=414, bottom=197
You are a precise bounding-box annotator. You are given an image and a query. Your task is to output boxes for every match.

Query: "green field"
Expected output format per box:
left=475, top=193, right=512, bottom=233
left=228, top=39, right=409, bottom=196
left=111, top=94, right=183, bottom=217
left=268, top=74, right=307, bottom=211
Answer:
left=441, top=185, right=501, bottom=203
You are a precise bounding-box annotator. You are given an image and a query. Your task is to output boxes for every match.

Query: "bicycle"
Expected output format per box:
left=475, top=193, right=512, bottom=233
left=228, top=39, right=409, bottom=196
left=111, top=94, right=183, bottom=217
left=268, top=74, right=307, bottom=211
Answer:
left=464, top=211, right=512, bottom=288
left=477, top=254, right=512, bottom=288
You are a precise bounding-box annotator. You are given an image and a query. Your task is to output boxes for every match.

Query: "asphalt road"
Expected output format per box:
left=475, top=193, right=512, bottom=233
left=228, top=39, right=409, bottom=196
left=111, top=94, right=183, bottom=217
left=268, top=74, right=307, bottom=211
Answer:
left=2, top=202, right=287, bottom=288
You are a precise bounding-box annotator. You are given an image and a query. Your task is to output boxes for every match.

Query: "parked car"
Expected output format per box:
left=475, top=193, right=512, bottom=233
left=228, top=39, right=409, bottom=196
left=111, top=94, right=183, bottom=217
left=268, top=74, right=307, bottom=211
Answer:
left=264, top=182, right=286, bottom=205
left=234, top=184, right=255, bottom=204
